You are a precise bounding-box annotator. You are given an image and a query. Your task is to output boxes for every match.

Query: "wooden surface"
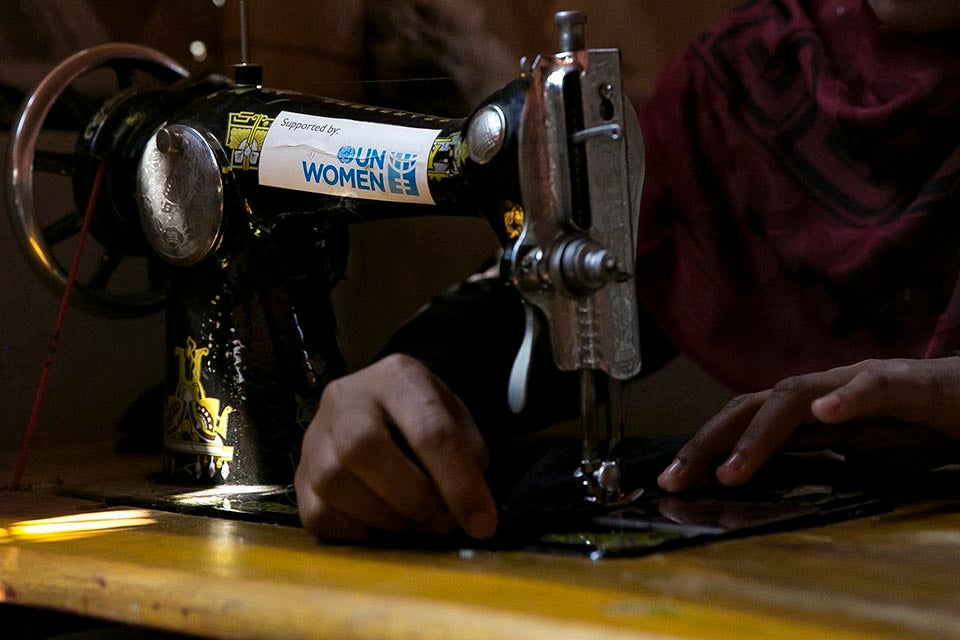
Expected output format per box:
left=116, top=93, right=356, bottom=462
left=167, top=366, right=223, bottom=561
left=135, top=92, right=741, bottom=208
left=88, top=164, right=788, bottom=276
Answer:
left=1, top=444, right=959, bottom=639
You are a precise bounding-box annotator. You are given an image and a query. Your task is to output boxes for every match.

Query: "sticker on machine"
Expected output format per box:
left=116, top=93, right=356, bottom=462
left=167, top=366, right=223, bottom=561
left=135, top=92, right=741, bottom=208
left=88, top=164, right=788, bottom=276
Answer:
left=259, top=110, right=441, bottom=205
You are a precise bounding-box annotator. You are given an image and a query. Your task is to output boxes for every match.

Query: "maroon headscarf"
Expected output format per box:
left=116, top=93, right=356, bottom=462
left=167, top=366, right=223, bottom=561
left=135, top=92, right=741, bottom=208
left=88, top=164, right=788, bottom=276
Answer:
left=637, top=0, right=960, bottom=392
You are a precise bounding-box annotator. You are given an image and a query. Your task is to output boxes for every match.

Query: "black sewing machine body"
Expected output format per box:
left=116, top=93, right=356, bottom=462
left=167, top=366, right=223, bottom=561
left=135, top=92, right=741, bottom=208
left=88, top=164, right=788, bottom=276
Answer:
left=110, top=78, right=526, bottom=484
left=8, top=11, right=644, bottom=499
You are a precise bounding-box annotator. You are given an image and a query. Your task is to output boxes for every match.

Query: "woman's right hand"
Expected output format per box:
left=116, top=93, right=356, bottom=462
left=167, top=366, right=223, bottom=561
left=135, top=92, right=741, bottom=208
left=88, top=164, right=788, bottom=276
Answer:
left=294, top=354, right=498, bottom=542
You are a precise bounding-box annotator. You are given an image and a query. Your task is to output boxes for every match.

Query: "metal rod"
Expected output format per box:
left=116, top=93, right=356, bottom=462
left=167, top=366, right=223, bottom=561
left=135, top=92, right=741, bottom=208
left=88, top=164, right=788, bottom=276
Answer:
left=580, top=369, right=600, bottom=473
left=606, top=377, right=623, bottom=459
left=239, top=0, right=250, bottom=65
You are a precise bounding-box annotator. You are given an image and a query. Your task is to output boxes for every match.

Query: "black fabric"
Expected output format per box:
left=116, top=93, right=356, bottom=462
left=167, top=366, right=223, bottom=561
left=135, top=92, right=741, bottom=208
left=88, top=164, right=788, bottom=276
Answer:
left=380, top=275, right=678, bottom=448
left=489, top=435, right=687, bottom=532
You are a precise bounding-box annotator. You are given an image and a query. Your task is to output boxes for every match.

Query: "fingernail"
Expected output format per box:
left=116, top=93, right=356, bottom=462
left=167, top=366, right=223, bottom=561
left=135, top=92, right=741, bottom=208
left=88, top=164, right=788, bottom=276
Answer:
left=467, top=508, right=497, bottom=539
left=657, top=459, right=685, bottom=491
left=820, top=393, right=841, bottom=408
left=722, top=452, right=745, bottom=472
left=662, top=459, right=684, bottom=477
left=811, top=394, right=841, bottom=416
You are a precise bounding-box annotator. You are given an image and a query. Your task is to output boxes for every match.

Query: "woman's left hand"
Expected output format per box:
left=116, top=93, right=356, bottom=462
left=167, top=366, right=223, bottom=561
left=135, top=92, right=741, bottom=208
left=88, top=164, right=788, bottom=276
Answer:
left=657, top=357, right=960, bottom=492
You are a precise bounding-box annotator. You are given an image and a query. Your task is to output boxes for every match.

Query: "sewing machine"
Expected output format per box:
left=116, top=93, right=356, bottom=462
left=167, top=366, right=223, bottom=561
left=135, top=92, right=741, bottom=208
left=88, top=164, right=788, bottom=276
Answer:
left=6, top=6, right=643, bottom=510
left=4, top=7, right=955, bottom=637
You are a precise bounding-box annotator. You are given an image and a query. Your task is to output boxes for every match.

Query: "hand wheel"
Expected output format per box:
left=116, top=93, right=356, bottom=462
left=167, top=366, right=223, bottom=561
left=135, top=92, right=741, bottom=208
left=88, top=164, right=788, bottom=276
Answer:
left=5, top=43, right=188, bottom=317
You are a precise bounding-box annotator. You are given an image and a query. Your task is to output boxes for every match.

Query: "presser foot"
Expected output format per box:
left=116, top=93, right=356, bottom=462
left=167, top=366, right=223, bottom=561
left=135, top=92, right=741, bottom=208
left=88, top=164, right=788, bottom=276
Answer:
left=575, top=460, right=645, bottom=507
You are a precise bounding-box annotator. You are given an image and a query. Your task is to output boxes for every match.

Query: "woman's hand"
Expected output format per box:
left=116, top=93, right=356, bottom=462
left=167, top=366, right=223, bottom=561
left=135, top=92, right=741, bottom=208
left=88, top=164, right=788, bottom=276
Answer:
left=658, top=357, right=960, bottom=492
left=295, top=354, right=498, bottom=541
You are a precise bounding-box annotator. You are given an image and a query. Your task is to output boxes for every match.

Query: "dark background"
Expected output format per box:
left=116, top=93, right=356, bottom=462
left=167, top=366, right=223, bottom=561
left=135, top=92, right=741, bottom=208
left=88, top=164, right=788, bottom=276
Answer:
left=0, top=0, right=735, bottom=460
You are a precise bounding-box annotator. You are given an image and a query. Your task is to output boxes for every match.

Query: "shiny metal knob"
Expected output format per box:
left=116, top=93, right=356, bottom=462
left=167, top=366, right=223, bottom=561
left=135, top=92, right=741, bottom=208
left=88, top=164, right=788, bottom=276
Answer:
left=552, top=237, right=627, bottom=297
left=139, top=124, right=224, bottom=266
left=156, top=127, right=184, bottom=154
left=596, top=461, right=621, bottom=494
left=466, top=104, right=506, bottom=165
left=555, top=10, right=587, bottom=52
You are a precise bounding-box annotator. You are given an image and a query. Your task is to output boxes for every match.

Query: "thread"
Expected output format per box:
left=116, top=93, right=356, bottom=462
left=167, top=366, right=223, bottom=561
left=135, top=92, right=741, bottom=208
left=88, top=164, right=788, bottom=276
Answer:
left=12, top=157, right=107, bottom=490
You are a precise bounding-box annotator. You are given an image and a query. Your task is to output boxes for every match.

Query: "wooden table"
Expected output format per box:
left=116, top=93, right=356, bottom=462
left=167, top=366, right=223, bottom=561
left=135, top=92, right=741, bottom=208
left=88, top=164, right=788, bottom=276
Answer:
left=1, top=442, right=958, bottom=639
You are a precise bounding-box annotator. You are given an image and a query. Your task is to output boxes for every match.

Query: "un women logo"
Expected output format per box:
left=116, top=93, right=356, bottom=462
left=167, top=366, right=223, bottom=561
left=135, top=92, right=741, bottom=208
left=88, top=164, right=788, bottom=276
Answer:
left=337, top=145, right=356, bottom=164
left=387, top=151, right=419, bottom=196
